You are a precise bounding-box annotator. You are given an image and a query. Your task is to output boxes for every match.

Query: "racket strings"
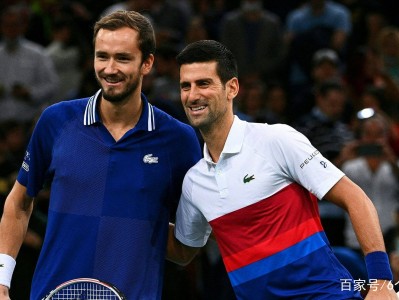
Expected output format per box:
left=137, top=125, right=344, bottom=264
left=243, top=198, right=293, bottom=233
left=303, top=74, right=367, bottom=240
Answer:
left=48, top=282, right=121, bottom=300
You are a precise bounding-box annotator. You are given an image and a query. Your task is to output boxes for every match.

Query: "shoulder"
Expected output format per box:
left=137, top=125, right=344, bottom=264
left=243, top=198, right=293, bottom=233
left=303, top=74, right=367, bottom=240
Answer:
left=246, top=122, right=301, bottom=142
left=38, top=98, right=88, bottom=126
left=244, top=122, right=312, bottom=156
left=153, top=105, right=197, bottom=137
left=42, top=98, right=88, bottom=116
left=28, top=98, right=89, bottom=151
left=151, top=105, right=201, bottom=158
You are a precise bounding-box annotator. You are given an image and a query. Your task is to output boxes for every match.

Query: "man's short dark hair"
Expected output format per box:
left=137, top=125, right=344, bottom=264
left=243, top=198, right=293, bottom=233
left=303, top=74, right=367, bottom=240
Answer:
left=176, top=40, right=238, bottom=84
left=93, top=10, right=156, bottom=62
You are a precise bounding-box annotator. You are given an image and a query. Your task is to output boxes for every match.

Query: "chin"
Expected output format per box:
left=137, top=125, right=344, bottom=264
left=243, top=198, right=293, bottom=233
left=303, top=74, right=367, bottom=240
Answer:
left=103, top=93, right=126, bottom=103
left=101, top=87, right=132, bottom=104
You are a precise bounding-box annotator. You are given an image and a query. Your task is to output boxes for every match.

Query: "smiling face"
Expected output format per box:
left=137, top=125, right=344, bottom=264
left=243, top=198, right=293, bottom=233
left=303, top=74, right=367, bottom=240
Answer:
left=179, top=61, right=238, bottom=133
left=94, top=27, right=153, bottom=104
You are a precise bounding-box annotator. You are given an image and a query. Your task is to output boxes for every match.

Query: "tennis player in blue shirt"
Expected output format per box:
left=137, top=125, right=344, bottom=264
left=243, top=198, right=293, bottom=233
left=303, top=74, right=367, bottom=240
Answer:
left=0, top=10, right=201, bottom=299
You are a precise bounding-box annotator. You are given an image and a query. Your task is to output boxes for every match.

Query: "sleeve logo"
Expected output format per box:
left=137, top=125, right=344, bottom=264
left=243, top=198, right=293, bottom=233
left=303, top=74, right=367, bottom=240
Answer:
left=300, top=150, right=320, bottom=169
left=22, top=151, right=30, bottom=172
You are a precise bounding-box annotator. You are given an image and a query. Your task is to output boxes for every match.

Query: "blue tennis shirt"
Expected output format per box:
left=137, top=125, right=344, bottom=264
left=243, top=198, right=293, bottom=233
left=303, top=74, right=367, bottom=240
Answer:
left=17, top=90, right=202, bottom=299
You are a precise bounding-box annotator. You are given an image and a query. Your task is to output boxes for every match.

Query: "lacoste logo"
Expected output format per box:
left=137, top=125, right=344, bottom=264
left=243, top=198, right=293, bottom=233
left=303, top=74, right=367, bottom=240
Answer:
left=0, top=264, right=4, bottom=267
left=243, top=174, right=255, bottom=183
left=143, top=154, right=158, bottom=164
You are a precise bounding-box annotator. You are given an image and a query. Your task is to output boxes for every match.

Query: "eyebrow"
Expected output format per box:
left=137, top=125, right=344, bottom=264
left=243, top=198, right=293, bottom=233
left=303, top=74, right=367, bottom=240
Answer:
left=181, top=77, right=213, bottom=84
left=95, top=50, right=133, bottom=57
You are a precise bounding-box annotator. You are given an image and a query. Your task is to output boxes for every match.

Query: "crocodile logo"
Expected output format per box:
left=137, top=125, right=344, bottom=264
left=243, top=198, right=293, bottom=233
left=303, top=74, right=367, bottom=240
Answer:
left=143, top=154, right=159, bottom=164
left=243, top=174, right=255, bottom=183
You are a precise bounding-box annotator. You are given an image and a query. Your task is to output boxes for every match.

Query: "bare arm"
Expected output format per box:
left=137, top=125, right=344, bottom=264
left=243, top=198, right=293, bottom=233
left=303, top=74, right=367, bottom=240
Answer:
left=0, top=181, right=34, bottom=294
left=166, top=223, right=201, bottom=266
left=325, top=176, right=384, bottom=253
left=325, top=176, right=397, bottom=299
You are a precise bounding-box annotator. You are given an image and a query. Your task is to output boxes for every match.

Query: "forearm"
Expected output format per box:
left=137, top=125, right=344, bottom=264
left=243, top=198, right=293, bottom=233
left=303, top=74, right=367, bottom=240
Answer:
left=347, top=188, right=386, bottom=254
left=326, top=177, right=386, bottom=254
left=343, top=184, right=399, bottom=299
left=325, top=177, right=398, bottom=299
left=166, top=223, right=200, bottom=266
left=0, top=182, right=31, bottom=291
left=0, top=182, right=33, bottom=257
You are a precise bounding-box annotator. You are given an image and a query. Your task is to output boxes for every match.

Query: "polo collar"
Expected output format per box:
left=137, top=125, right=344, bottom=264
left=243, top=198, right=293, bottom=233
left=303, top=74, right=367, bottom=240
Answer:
left=83, top=89, right=156, bottom=131
left=204, top=115, right=246, bottom=163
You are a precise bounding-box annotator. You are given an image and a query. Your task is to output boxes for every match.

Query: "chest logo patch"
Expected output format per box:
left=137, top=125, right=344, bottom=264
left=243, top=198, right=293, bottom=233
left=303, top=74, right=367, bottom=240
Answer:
left=243, top=174, right=255, bottom=183
left=143, top=154, right=159, bottom=164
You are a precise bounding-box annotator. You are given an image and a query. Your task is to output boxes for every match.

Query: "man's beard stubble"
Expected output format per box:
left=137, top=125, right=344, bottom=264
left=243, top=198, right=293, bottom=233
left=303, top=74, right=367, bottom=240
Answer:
left=96, top=72, right=140, bottom=104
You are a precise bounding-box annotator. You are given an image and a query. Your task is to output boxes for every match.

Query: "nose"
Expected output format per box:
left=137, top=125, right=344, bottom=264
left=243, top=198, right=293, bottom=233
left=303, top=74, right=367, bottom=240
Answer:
left=103, top=59, right=118, bottom=74
left=186, top=85, right=200, bottom=102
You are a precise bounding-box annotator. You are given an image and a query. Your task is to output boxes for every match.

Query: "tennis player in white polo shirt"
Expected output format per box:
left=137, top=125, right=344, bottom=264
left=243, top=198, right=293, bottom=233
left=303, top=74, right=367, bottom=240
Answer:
left=166, top=40, right=397, bottom=300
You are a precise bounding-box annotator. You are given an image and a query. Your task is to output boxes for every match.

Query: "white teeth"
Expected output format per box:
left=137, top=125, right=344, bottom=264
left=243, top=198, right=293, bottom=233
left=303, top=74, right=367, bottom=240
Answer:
left=191, top=106, right=205, bottom=111
left=105, top=77, right=120, bottom=83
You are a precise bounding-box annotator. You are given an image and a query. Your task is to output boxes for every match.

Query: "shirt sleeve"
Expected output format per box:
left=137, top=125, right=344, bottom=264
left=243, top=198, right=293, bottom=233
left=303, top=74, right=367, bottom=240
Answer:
left=269, top=124, right=345, bottom=200
left=174, top=171, right=212, bottom=247
left=17, top=106, right=57, bottom=196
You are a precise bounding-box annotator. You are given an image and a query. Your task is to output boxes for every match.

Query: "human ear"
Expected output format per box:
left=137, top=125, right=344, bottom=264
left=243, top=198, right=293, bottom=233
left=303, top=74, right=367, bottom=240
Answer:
left=227, top=77, right=239, bottom=101
left=141, top=54, right=154, bottom=75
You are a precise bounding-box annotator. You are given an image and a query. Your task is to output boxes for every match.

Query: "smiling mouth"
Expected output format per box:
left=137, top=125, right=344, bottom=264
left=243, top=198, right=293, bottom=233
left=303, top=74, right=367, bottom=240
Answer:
left=105, top=77, right=122, bottom=84
left=190, top=106, right=206, bottom=111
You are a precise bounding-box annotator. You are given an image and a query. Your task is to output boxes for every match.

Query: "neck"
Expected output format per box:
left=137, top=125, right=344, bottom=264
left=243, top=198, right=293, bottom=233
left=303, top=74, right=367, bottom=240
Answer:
left=100, top=92, right=143, bottom=141
left=202, top=114, right=234, bottom=163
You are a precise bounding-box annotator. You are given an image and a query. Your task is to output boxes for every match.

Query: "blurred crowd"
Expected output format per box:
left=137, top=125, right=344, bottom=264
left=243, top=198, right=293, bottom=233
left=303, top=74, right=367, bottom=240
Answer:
left=1, top=0, right=399, bottom=299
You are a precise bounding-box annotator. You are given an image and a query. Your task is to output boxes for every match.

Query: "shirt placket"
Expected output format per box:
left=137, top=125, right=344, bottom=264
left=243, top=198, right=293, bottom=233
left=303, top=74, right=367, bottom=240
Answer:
left=215, top=158, right=229, bottom=199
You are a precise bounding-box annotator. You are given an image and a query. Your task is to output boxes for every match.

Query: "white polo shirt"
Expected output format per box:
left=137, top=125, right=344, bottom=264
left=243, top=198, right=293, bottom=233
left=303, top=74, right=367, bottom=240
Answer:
left=174, top=117, right=361, bottom=299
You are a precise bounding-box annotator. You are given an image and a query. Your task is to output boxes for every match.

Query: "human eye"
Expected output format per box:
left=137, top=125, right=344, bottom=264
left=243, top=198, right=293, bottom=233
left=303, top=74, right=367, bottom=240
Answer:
left=95, top=52, right=108, bottom=60
left=114, top=52, right=133, bottom=63
left=117, top=55, right=131, bottom=62
left=198, top=80, right=211, bottom=88
left=180, top=82, right=191, bottom=91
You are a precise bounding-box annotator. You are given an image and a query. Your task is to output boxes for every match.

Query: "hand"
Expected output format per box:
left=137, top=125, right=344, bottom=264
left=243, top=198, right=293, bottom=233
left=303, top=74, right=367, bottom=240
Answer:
left=0, top=284, right=10, bottom=300
left=365, top=280, right=398, bottom=299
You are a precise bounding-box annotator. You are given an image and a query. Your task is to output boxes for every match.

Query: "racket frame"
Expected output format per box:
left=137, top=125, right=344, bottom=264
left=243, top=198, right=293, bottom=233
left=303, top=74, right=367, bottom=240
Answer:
left=42, top=277, right=126, bottom=300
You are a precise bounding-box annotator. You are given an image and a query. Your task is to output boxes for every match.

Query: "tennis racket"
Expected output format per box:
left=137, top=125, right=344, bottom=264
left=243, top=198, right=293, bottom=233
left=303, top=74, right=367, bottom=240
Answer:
left=42, top=278, right=126, bottom=300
